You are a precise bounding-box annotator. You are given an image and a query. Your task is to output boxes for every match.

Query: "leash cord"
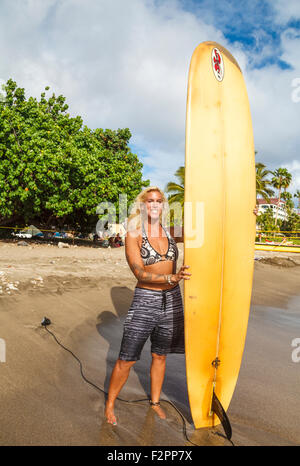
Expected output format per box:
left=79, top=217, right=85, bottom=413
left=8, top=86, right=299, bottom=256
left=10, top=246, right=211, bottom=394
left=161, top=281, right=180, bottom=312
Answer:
left=43, top=325, right=234, bottom=447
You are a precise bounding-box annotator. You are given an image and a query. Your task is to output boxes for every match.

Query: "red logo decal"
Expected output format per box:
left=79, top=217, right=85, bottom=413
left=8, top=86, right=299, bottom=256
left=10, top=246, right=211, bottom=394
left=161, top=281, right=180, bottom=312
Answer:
left=211, top=47, right=224, bottom=81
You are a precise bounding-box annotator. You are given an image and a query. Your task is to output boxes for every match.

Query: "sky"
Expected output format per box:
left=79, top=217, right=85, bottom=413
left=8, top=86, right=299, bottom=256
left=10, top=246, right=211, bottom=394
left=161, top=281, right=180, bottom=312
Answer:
left=0, top=0, right=300, bottom=203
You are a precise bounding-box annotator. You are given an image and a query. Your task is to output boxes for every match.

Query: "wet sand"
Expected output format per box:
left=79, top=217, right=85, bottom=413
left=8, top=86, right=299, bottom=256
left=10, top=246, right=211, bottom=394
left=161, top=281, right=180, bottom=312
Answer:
left=0, top=241, right=300, bottom=446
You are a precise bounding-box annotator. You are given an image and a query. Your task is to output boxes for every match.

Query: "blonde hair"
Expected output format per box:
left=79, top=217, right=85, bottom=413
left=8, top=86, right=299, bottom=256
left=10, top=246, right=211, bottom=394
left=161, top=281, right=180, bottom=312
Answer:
left=126, top=186, right=169, bottom=233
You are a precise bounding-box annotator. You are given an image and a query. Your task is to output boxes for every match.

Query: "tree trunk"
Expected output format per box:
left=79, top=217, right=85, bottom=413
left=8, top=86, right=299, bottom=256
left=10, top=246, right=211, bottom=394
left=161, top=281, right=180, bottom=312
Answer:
left=0, top=214, right=21, bottom=227
left=45, top=215, right=54, bottom=227
left=58, top=215, right=67, bottom=229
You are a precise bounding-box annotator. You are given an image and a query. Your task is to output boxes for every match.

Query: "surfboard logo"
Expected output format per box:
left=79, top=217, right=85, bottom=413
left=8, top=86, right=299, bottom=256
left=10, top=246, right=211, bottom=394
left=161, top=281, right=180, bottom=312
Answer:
left=211, top=47, right=224, bottom=81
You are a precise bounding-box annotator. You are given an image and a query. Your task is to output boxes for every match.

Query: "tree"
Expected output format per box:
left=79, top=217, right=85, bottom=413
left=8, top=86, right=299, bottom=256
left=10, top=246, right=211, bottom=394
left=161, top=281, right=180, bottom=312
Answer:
left=165, top=166, right=184, bottom=226
left=256, top=206, right=280, bottom=232
left=294, top=190, right=300, bottom=210
left=0, top=79, right=149, bottom=231
left=271, top=168, right=292, bottom=226
left=281, top=212, right=300, bottom=233
left=281, top=191, right=294, bottom=217
left=165, top=166, right=184, bottom=204
left=255, top=161, right=274, bottom=201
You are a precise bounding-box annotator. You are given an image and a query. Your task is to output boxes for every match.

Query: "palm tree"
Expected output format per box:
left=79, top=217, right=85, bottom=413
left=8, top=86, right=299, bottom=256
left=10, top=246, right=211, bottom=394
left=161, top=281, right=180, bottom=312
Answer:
left=294, top=190, right=300, bottom=211
left=255, top=162, right=274, bottom=202
left=165, top=166, right=184, bottom=228
left=282, top=172, right=292, bottom=194
left=165, top=166, right=184, bottom=205
left=281, top=191, right=294, bottom=216
left=271, top=168, right=292, bottom=226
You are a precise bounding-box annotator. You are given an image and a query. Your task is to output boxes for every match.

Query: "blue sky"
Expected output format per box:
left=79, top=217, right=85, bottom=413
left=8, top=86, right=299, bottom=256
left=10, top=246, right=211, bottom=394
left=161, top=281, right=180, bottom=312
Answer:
left=0, top=0, right=299, bottom=201
left=182, top=0, right=294, bottom=70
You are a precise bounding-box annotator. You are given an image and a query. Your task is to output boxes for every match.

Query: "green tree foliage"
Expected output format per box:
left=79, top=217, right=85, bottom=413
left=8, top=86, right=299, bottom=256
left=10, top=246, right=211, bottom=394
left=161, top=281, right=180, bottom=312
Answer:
left=271, top=167, right=292, bottom=226
left=294, top=190, right=300, bottom=210
left=281, top=212, right=300, bottom=232
left=256, top=206, right=281, bottom=231
left=165, top=166, right=184, bottom=205
left=165, top=166, right=184, bottom=227
left=0, top=79, right=149, bottom=231
left=281, top=191, right=294, bottom=216
left=167, top=158, right=300, bottom=235
left=255, top=161, right=274, bottom=201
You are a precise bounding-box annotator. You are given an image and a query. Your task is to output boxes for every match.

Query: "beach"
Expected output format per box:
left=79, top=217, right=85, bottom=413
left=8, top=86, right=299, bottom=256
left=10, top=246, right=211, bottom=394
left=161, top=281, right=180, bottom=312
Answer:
left=0, top=240, right=300, bottom=446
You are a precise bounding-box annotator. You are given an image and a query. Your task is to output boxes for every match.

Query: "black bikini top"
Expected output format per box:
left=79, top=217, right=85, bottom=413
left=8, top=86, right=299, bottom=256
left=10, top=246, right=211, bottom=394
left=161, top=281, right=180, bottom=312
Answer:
left=140, top=223, right=179, bottom=266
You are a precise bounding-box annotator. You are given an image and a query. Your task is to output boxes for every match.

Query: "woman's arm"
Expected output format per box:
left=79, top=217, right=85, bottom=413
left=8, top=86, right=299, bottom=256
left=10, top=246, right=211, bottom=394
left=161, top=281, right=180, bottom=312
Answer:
left=125, top=231, right=168, bottom=284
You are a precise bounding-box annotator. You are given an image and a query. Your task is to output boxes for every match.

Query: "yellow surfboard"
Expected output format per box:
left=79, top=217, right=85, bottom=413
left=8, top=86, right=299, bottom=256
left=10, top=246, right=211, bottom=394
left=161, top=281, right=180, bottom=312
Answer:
left=255, top=244, right=300, bottom=253
left=184, top=42, right=256, bottom=429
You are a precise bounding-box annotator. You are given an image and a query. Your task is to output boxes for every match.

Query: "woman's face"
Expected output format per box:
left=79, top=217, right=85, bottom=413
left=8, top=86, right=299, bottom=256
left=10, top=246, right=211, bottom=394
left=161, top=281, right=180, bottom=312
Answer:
left=143, top=191, right=164, bottom=222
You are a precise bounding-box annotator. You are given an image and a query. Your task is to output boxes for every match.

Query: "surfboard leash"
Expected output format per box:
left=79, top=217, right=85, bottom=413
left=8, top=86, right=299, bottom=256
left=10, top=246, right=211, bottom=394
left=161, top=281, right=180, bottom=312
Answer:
left=41, top=317, right=235, bottom=447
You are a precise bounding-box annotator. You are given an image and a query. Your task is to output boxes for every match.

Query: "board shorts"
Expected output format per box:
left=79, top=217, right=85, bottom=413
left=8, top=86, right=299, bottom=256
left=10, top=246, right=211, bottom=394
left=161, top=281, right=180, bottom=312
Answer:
left=118, top=284, right=185, bottom=361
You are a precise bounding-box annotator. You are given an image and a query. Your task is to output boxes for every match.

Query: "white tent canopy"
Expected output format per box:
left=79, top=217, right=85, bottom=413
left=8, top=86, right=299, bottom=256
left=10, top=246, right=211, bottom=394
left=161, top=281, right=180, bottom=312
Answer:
left=20, top=224, right=42, bottom=236
left=97, top=223, right=126, bottom=238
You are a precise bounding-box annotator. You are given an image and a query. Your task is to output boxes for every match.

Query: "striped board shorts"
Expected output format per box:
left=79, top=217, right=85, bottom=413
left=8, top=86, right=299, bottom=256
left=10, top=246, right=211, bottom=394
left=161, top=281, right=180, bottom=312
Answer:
left=118, top=284, right=185, bottom=361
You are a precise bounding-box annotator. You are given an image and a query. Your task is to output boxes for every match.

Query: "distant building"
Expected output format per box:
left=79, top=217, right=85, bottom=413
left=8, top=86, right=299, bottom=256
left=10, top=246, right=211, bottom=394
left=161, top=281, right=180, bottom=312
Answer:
left=256, top=198, right=288, bottom=221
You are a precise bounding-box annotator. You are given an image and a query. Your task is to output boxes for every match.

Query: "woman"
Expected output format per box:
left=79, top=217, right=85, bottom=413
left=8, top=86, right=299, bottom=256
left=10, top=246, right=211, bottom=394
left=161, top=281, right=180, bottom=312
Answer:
left=105, top=186, right=191, bottom=425
left=105, top=189, right=259, bottom=425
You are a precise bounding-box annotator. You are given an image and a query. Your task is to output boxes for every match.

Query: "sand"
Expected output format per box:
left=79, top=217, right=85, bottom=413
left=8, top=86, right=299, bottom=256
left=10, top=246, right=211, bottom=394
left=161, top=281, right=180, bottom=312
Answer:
left=0, top=240, right=300, bottom=446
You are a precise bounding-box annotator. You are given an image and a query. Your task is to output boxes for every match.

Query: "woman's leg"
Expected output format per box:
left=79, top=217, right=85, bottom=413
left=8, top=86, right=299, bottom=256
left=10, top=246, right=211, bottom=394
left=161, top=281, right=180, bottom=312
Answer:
left=105, top=358, right=136, bottom=424
left=150, top=353, right=167, bottom=419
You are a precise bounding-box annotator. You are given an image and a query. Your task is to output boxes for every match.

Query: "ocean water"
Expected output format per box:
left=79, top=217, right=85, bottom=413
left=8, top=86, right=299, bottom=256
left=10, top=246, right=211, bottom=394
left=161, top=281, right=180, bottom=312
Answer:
left=228, top=294, right=300, bottom=445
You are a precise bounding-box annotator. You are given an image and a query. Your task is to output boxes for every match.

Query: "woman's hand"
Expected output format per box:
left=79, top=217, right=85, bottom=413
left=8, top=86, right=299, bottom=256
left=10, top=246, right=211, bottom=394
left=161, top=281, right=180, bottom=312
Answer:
left=253, top=205, right=259, bottom=216
left=171, top=265, right=191, bottom=284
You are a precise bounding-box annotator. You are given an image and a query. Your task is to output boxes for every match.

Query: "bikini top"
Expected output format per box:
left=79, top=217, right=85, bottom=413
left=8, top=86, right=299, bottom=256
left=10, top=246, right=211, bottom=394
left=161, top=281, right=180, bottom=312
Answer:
left=140, top=222, right=179, bottom=266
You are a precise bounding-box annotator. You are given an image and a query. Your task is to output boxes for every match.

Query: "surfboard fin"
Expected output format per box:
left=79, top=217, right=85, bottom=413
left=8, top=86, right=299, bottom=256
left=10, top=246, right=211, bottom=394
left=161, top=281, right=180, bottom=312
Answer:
left=211, top=391, right=232, bottom=441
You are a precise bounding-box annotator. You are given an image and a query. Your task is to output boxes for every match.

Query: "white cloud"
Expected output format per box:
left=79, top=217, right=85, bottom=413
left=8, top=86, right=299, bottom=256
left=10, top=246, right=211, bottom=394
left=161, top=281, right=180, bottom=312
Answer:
left=269, top=0, right=300, bottom=24
left=281, top=28, right=300, bottom=67
left=242, top=23, right=300, bottom=198
left=0, top=0, right=299, bottom=195
left=0, top=0, right=227, bottom=189
left=284, top=160, right=300, bottom=196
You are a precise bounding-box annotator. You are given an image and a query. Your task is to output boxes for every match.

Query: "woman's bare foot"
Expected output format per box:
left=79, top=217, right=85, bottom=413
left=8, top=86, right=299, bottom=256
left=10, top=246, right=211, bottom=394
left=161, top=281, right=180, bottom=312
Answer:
left=150, top=403, right=166, bottom=419
left=105, top=403, right=117, bottom=425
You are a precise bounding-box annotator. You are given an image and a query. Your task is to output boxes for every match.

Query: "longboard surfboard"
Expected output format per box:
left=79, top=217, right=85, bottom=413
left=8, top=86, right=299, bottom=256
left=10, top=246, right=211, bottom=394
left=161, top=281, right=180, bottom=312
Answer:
left=184, top=41, right=256, bottom=428
left=255, top=244, right=300, bottom=253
